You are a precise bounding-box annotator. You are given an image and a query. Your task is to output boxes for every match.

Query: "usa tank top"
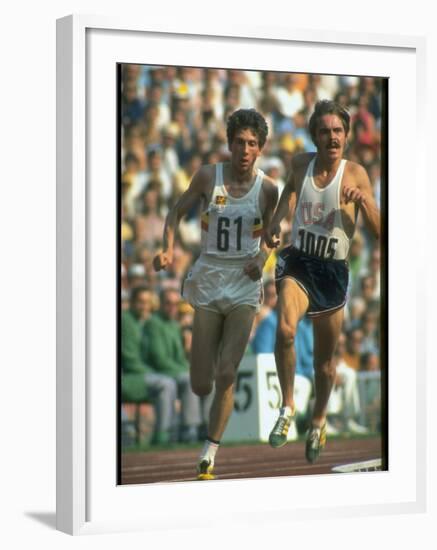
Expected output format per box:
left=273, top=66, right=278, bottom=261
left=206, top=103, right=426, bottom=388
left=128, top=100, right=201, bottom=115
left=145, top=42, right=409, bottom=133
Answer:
left=290, top=157, right=350, bottom=260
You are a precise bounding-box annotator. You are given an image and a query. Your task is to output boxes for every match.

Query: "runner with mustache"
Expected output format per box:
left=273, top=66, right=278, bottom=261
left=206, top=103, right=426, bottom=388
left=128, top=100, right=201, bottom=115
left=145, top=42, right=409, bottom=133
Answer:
left=265, top=100, right=380, bottom=463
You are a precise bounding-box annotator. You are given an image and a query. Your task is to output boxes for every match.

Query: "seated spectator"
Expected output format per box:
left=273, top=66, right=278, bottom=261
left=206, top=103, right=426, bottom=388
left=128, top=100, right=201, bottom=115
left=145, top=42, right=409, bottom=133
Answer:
left=121, top=286, right=177, bottom=445
left=360, top=352, right=382, bottom=432
left=327, top=333, right=369, bottom=434
left=293, top=321, right=370, bottom=436
left=144, top=288, right=202, bottom=443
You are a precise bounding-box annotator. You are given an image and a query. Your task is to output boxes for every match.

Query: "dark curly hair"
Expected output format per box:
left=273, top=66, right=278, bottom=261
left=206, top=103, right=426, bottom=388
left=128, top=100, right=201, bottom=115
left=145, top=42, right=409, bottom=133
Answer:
left=226, top=108, right=268, bottom=149
left=308, top=100, right=350, bottom=143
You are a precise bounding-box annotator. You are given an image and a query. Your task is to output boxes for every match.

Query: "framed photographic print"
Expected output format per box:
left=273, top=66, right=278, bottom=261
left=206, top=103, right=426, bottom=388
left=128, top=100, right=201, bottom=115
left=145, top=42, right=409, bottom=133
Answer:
left=56, top=15, right=426, bottom=535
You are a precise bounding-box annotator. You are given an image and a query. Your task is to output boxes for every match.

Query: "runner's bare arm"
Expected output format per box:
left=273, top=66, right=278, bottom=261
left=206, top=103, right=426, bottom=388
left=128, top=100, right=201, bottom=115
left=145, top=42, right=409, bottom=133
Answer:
left=343, top=163, right=380, bottom=239
left=265, top=163, right=297, bottom=248
left=244, top=177, right=278, bottom=280
left=153, top=167, right=209, bottom=271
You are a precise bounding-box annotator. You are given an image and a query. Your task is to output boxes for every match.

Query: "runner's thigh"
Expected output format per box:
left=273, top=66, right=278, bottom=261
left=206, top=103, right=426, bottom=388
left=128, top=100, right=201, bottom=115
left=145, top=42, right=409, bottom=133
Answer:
left=277, top=278, right=309, bottom=334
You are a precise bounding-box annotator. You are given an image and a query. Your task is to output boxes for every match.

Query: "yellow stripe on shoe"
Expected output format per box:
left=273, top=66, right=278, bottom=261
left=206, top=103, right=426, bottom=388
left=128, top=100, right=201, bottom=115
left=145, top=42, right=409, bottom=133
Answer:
left=197, top=472, right=216, bottom=481
left=197, top=458, right=216, bottom=481
left=269, top=408, right=295, bottom=449
left=305, top=422, right=327, bottom=464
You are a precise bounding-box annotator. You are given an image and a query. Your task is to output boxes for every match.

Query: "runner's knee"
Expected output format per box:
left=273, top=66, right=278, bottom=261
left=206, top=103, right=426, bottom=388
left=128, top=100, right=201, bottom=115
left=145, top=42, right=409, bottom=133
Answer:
left=276, top=320, right=297, bottom=346
left=315, top=359, right=336, bottom=381
left=215, top=368, right=235, bottom=391
left=191, top=379, right=213, bottom=397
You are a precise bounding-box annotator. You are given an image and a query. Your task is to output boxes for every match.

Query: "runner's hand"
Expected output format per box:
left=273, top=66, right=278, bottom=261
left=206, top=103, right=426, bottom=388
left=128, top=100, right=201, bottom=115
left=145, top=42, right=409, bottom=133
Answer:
left=343, top=185, right=366, bottom=206
left=243, top=254, right=265, bottom=281
left=153, top=251, right=173, bottom=271
left=264, top=224, right=281, bottom=248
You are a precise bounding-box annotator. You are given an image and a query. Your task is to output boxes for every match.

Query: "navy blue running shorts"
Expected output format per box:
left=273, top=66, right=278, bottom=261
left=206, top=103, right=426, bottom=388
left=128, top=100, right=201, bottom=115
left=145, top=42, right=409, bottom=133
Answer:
left=275, top=246, right=349, bottom=318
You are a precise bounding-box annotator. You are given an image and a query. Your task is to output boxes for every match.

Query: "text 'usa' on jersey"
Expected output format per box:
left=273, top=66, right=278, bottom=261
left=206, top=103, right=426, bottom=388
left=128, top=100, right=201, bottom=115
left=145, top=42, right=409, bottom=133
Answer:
left=200, top=163, right=264, bottom=259
left=290, top=158, right=351, bottom=261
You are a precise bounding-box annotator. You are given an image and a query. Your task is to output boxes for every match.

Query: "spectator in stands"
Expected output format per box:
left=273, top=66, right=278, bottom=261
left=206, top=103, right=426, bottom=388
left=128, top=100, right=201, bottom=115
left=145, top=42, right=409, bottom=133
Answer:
left=142, top=103, right=163, bottom=149
left=348, top=231, right=367, bottom=294
left=122, top=152, right=146, bottom=218
left=175, top=153, right=203, bottom=196
left=343, top=328, right=364, bottom=371
left=363, top=246, right=381, bottom=297
left=359, top=274, right=379, bottom=309
left=144, top=288, right=202, bottom=442
left=328, top=333, right=369, bottom=434
left=147, top=82, right=171, bottom=130
left=134, top=180, right=166, bottom=250
left=344, top=296, right=367, bottom=332
left=294, top=319, right=368, bottom=435
left=360, top=351, right=381, bottom=432
left=178, top=300, right=195, bottom=330
left=127, top=263, right=147, bottom=289
left=121, top=286, right=177, bottom=445
left=274, top=73, right=304, bottom=119
left=361, top=310, right=380, bottom=355
left=161, top=123, right=181, bottom=183
left=353, top=95, right=378, bottom=150
left=142, top=147, right=173, bottom=201
left=122, top=79, right=146, bottom=126
left=261, top=157, right=286, bottom=197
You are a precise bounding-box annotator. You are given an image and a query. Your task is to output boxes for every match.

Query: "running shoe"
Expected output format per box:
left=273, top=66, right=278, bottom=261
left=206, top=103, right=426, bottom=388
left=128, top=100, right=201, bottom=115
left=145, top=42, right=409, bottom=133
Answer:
left=197, top=458, right=216, bottom=481
left=269, top=407, right=295, bottom=448
left=305, top=422, right=327, bottom=464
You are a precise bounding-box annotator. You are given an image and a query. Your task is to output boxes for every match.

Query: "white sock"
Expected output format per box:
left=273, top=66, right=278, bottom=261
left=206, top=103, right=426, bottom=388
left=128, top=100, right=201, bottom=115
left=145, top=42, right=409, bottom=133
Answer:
left=280, top=406, right=294, bottom=417
left=199, top=439, right=220, bottom=464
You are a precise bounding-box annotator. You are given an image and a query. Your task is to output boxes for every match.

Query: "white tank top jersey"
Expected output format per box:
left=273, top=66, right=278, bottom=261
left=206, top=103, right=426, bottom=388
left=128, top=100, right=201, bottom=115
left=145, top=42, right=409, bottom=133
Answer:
left=290, top=157, right=351, bottom=260
left=201, top=163, right=264, bottom=259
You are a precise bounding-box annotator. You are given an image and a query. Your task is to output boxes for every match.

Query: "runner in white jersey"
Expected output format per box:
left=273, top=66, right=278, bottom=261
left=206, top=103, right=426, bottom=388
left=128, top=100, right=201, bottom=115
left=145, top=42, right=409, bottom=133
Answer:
left=153, top=109, right=278, bottom=480
left=289, top=157, right=350, bottom=261
left=265, top=100, right=380, bottom=463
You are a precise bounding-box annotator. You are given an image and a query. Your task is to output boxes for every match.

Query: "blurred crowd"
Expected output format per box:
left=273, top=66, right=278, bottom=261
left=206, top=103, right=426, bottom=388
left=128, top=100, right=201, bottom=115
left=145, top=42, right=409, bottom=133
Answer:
left=120, top=64, right=384, bottom=444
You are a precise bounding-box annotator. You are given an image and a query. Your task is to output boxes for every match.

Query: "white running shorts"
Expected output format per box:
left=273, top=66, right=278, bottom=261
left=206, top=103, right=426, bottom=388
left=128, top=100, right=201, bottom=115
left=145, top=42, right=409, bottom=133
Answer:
left=182, top=255, right=263, bottom=315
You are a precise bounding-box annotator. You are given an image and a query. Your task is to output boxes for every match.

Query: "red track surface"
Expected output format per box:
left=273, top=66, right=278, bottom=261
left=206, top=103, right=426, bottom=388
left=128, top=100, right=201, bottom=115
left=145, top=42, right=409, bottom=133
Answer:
left=121, top=436, right=383, bottom=485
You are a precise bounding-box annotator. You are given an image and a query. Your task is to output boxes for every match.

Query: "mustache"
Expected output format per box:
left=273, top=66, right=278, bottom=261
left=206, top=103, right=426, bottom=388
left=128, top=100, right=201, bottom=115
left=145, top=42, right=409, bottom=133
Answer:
left=327, top=141, right=340, bottom=148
